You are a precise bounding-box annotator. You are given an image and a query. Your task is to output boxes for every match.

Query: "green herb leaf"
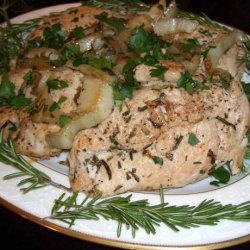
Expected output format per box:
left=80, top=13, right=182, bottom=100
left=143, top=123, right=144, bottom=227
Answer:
left=210, top=166, right=230, bottom=186
left=150, top=65, right=167, bottom=81
left=49, top=96, right=67, bottom=112
left=188, top=133, right=200, bottom=146
left=43, top=24, right=67, bottom=49
left=177, top=71, right=208, bottom=94
left=0, top=72, right=15, bottom=99
left=10, top=95, right=32, bottom=110
left=152, top=156, right=164, bottom=166
left=95, top=12, right=124, bottom=30
left=88, top=56, right=113, bottom=70
left=6, top=120, right=18, bottom=131
left=59, top=115, right=71, bottom=128
left=72, top=27, right=85, bottom=40
left=130, top=26, right=156, bottom=53
left=23, top=70, right=34, bottom=85
left=180, top=38, right=200, bottom=53
left=49, top=191, right=250, bottom=237
left=47, top=79, right=69, bottom=92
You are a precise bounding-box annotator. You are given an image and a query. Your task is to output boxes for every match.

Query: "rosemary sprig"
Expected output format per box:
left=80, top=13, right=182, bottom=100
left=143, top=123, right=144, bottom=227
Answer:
left=177, top=10, right=224, bottom=29
left=0, top=0, right=40, bottom=73
left=82, top=0, right=150, bottom=12
left=49, top=191, right=250, bottom=237
left=0, top=130, right=70, bottom=193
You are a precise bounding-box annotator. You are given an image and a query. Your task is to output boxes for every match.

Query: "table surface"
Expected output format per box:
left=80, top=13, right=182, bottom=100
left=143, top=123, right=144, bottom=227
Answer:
left=1, top=0, right=250, bottom=249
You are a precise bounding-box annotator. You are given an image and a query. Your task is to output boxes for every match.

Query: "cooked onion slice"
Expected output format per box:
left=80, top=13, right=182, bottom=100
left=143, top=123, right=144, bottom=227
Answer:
left=205, top=30, right=244, bottom=71
left=153, top=18, right=198, bottom=36
left=46, top=83, right=114, bottom=149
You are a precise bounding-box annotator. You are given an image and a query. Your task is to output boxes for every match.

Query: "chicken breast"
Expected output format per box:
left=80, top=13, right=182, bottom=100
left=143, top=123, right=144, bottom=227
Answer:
left=1, top=0, right=249, bottom=196
left=67, top=2, right=250, bottom=196
left=69, top=76, right=249, bottom=196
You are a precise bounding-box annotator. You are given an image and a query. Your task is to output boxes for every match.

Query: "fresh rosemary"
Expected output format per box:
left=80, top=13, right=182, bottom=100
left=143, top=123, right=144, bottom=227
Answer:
left=49, top=190, right=250, bottom=237
left=177, top=10, right=224, bottom=29
left=82, top=0, right=150, bottom=12
left=0, top=0, right=40, bottom=73
left=0, top=130, right=70, bottom=193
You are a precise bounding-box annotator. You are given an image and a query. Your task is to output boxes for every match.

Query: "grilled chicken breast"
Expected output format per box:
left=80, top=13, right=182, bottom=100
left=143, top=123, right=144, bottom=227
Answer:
left=1, top=0, right=249, bottom=196
left=69, top=51, right=250, bottom=196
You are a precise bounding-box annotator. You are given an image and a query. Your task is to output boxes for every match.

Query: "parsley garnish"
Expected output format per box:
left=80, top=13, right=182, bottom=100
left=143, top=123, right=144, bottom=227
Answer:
left=0, top=72, right=15, bottom=99
left=23, top=70, right=34, bottom=85
left=10, top=95, right=32, bottom=110
left=58, top=44, right=113, bottom=70
left=72, top=27, right=85, bottom=40
left=113, top=60, right=140, bottom=104
left=95, top=12, right=124, bottom=30
left=130, top=26, right=156, bottom=53
left=59, top=115, right=71, bottom=128
left=88, top=56, right=113, bottom=70
left=188, top=133, right=200, bottom=146
left=0, top=72, right=32, bottom=109
left=152, top=156, right=164, bottom=166
left=177, top=71, right=208, bottom=94
left=49, top=96, right=67, bottom=112
left=47, top=79, right=69, bottom=93
left=180, top=39, right=200, bottom=53
left=43, top=24, right=67, bottom=49
left=150, top=65, right=167, bottom=81
left=210, top=166, right=230, bottom=186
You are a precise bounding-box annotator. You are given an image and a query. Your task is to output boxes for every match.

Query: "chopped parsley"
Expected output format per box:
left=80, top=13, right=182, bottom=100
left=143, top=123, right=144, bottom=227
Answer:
left=95, top=12, right=124, bottom=30
left=49, top=96, right=67, bottom=112
left=7, top=120, right=18, bottom=131
left=23, top=70, right=34, bottom=85
left=10, top=95, right=32, bottom=110
left=0, top=72, right=15, bottom=99
left=113, top=60, right=140, bottom=104
left=47, top=79, right=69, bottom=92
left=210, top=166, right=230, bottom=186
left=72, top=27, right=85, bottom=40
left=27, top=24, right=67, bottom=50
left=59, top=115, right=71, bottom=128
left=130, top=26, right=156, bottom=53
left=180, top=38, right=200, bottom=53
left=0, top=73, right=32, bottom=110
left=43, top=24, right=67, bottom=49
left=188, top=133, right=200, bottom=146
left=177, top=71, right=208, bottom=94
left=152, top=156, right=164, bottom=166
left=150, top=65, right=167, bottom=81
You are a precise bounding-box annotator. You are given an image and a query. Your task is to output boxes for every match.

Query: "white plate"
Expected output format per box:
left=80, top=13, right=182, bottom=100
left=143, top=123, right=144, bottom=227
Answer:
left=1, top=4, right=250, bottom=249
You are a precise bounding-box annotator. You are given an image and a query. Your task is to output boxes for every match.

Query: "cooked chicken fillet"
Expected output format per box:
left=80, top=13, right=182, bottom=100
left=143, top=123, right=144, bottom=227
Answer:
left=1, top=0, right=249, bottom=196
left=69, top=72, right=249, bottom=196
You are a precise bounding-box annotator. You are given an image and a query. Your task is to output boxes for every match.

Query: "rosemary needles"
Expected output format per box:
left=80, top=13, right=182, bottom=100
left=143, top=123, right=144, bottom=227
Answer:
left=49, top=191, right=250, bottom=237
left=0, top=130, right=70, bottom=192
